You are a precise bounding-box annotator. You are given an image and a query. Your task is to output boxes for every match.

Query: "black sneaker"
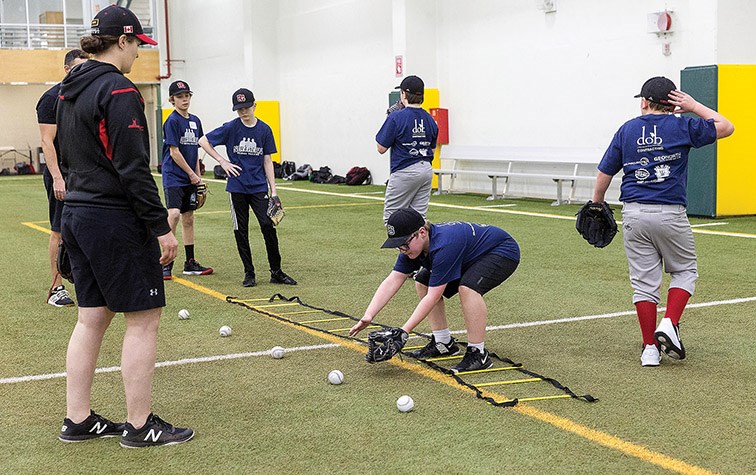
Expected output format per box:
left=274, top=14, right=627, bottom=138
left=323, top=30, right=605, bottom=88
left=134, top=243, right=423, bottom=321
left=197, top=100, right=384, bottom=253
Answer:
left=411, top=336, right=461, bottom=359
left=120, top=413, right=194, bottom=448
left=183, top=258, right=214, bottom=276
left=48, top=285, right=75, bottom=307
left=162, top=262, right=173, bottom=281
left=59, top=410, right=124, bottom=442
left=270, top=269, right=297, bottom=285
left=242, top=273, right=256, bottom=287
left=451, top=346, right=493, bottom=374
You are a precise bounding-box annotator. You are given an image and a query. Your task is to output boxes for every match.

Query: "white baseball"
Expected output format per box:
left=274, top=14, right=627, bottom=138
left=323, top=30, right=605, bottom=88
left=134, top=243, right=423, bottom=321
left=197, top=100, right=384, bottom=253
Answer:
left=328, top=370, right=344, bottom=385
left=219, top=325, right=232, bottom=337
left=270, top=346, right=285, bottom=359
left=397, top=395, right=414, bottom=412
left=178, top=309, right=190, bottom=320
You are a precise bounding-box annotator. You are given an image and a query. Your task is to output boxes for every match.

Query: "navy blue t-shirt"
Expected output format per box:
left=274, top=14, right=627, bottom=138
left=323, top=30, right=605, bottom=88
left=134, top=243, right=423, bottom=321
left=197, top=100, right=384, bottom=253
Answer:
left=205, top=117, right=277, bottom=194
left=393, top=222, right=520, bottom=287
left=161, top=110, right=204, bottom=188
left=376, top=107, right=438, bottom=173
left=598, top=114, right=716, bottom=206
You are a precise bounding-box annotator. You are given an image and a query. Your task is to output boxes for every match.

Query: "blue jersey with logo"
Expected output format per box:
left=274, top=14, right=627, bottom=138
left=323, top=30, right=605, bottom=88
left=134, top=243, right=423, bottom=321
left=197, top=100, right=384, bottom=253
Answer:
left=205, top=117, right=277, bottom=194
left=598, top=114, right=716, bottom=206
left=161, top=110, right=204, bottom=188
left=376, top=107, right=438, bottom=173
left=393, top=222, right=520, bottom=287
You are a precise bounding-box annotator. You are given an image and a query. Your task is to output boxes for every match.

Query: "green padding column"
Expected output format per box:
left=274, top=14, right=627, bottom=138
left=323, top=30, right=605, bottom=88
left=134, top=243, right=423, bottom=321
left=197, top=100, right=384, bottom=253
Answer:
left=388, top=90, right=401, bottom=108
left=681, top=65, right=718, bottom=217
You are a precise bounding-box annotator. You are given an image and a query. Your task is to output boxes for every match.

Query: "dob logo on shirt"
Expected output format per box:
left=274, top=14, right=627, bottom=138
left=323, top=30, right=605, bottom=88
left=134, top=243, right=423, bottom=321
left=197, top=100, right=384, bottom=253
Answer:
left=637, top=125, right=663, bottom=147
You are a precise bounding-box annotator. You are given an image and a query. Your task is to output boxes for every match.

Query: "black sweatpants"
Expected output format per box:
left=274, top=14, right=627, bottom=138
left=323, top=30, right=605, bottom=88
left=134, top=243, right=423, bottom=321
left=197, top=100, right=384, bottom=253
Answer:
left=230, top=192, right=281, bottom=276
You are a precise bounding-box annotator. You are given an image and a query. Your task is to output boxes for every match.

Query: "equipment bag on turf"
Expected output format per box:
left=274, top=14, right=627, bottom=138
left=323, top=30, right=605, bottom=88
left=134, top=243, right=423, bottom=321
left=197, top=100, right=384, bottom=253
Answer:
left=213, top=165, right=227, bottom=180
left=346, top=166, right=372, bottom=186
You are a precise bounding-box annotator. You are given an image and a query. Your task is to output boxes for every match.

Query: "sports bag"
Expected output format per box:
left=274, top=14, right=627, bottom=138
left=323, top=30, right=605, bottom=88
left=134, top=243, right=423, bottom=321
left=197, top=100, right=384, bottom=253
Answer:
left=281, top=161, right=296, bottom=178
left=346, top=166, right=372, bottom=186
left=310, top=166, right=333, bottom=184
left=214, top=165, right=227, bottom=180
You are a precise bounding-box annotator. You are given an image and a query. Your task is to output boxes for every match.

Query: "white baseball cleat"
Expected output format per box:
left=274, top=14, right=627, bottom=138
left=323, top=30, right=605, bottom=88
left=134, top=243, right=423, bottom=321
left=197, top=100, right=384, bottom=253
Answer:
left=640, top=344, right=661, bottom=367
left=654, top=317, right=686, bottom=360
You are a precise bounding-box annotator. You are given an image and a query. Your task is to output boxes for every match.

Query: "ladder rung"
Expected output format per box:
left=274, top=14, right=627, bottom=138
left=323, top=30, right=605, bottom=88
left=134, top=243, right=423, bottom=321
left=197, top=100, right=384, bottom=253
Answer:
left=497, top=394, right=572, bottom=404
left=455, top=365, right=522, bottom=376
left=254, top=303, right=300, bottom=308
left=298, top=317, right=349, bottom=324
left=425, top=355, right=463, bottom=362
left=330, top=325, right=381, bottom=332
left=474, top=377, right=541, bottom=388
left=277, top=310, right=321, bottom=316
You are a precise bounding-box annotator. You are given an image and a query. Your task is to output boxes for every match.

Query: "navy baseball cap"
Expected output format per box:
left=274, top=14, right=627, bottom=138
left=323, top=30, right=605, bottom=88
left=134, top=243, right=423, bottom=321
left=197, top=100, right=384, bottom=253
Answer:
left=382, top=208, right=425, bottom=249
left=395, top=75, right=424, bottom=95
left=90, top=5, right=156, bottom=45
left=634, top=76, right=676, bottom=104
left=232, top=88, right=255, bottom=110
left=169, top=80, right=192, bottom=97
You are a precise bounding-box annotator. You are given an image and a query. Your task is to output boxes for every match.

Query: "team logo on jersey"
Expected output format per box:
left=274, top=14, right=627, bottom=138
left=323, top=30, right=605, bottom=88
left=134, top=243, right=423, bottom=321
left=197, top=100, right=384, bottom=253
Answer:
left=639, top=157, right=649, bottom=166
left=179, top=128, right=198, bottom=145
left=128, top=118, right=144, bottom=131
left=634, top=168, right=650, bottom=181
left=233, top=138, right=263, bottom=155
left=654, top=164, right=671, bottom=180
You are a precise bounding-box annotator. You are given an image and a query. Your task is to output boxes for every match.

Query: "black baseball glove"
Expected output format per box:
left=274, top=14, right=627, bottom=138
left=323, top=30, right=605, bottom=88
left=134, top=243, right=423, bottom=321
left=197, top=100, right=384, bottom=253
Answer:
left=576, top=200, right=618, bottom=248
left=57, top=240, right=74, bottom=283
left=267, top=195, right=285, bottom=226
left=366, top=327, right=409, bottom=363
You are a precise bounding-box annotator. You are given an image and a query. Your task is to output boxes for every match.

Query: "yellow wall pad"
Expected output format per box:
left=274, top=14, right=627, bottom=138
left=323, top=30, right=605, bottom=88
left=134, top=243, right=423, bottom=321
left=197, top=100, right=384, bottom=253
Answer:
left=254, top=101, right=281, bottom=163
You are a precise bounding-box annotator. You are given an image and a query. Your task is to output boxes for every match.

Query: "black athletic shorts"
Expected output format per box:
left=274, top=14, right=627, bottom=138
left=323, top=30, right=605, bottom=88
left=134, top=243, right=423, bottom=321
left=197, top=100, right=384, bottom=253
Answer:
left=43, top=170, right=64, bottom=232
left=61, top=205, right=165, bottom=312
left=414, top=254, right=519, bottom=298
left=164, top=185, right=198, bottom=213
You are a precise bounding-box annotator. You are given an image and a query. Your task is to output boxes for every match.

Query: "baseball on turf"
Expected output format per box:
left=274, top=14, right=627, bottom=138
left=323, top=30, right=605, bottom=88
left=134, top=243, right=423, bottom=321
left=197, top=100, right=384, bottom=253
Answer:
left=270, top=346, right=285, bottom=359
left=219, top=325, right=232, bottom=337
left=397, top=395, right=414, bottom=412
left=178, top=309, right=190, bottom=320
left=327, top=369, right=344, bottom=385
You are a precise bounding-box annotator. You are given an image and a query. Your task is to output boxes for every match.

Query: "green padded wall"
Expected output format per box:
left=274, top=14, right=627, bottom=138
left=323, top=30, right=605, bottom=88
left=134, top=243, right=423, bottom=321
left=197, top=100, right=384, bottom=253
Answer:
left=681, top=65, right=718, bottom=217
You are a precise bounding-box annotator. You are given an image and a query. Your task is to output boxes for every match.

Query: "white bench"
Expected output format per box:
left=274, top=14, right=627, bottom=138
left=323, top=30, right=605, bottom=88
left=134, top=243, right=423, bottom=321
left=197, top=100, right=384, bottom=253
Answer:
left=434, top=146, right=603, bottom=205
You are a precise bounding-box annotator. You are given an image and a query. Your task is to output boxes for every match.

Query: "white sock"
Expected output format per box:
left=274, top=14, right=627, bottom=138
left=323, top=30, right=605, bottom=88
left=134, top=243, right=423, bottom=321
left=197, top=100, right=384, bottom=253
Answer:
left=468, top=342, right=485, bottom=352
left=432, top=328, right=452, bottom=344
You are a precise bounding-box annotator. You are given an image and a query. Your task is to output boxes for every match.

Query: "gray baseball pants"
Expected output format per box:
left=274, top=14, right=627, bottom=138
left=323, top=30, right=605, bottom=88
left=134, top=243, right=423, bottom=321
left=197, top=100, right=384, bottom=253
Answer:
left=621, top=202, right=698, bottom=304
left=383, top=160, right=433, bottom=224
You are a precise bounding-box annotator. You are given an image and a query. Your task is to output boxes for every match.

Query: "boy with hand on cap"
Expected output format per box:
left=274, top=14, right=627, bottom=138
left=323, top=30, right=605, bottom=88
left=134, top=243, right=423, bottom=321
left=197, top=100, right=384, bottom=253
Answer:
left=198, top=88, right=296, bottom=288
left=376, top=75, right=439, bottom=224
left=349, top=208, right=520, bottom=373
left=591, top=76, right=734, bottom=367
left=161, top=80, right=213, bottom=280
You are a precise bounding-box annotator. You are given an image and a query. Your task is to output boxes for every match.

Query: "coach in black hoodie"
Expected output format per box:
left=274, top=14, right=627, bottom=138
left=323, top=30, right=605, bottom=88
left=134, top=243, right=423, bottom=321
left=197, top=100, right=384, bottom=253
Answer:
left=55, top=5, right=193, bottom=448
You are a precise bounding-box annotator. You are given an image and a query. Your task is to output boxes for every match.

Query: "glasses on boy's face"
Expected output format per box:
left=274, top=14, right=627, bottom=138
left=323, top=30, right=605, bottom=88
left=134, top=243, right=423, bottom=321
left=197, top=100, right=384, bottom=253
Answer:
left=397, top=231, right=419, bottom=253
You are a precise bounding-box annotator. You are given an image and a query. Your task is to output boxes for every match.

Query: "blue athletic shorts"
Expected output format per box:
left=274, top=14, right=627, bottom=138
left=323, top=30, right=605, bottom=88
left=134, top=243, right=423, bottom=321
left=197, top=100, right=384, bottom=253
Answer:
left=61, top=206, right=165, bottom=312
left=414, top=254, right=519, bottom=298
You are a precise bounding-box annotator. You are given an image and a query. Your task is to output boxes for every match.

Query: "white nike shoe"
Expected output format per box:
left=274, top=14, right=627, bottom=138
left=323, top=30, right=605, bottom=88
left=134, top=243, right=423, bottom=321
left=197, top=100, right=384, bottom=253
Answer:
left=640, top=344, right=661, bottom=367
left=654, top=317, right=686, bottom=360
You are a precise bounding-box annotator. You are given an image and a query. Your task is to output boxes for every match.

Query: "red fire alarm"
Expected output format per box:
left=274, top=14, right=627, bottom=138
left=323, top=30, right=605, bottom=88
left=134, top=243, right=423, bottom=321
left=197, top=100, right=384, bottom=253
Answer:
left=657, top=11, right=672, bottom=32
left=395, top=56, right=403, bottom=77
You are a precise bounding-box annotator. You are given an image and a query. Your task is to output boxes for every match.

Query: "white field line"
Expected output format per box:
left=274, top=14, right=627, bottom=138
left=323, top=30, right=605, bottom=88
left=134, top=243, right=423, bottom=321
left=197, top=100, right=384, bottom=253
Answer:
left=188, top=176, right=756, bottom=237
left=5, top=296, right=756, bottom=386
left=690, top=222, right=728, bottom=228
left=0, top=343, right=339, bottom=385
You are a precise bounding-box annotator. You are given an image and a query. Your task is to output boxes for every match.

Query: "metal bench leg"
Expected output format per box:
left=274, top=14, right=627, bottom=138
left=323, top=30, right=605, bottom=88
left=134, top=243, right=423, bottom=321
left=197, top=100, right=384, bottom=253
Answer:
left=434, top=174, right=443, bottom=196
left=552, top=179, right=564, bottom=206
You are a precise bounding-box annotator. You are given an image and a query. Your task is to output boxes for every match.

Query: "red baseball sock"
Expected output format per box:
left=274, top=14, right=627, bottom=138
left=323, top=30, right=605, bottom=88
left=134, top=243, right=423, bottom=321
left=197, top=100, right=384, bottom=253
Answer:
left=635, top=301, right=658, bottom=346
left=665, top=288, right=691, bottom=326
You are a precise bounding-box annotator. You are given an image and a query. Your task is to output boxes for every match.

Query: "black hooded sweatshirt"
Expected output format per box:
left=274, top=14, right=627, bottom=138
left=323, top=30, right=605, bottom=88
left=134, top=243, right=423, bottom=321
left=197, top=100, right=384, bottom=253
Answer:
left=57, top=60, right=169, bottom=237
